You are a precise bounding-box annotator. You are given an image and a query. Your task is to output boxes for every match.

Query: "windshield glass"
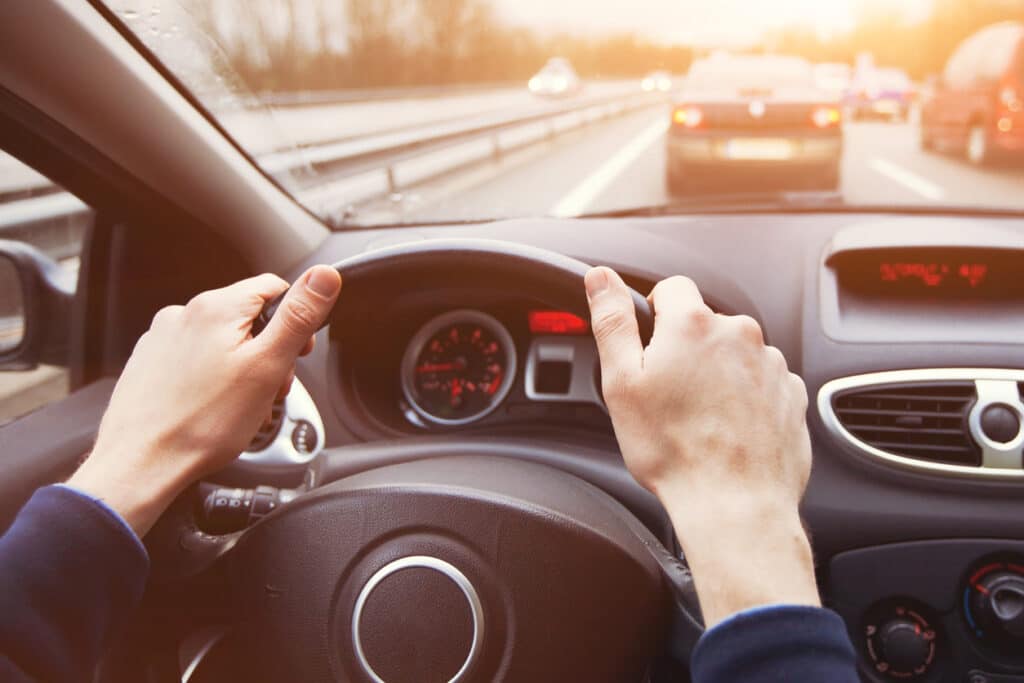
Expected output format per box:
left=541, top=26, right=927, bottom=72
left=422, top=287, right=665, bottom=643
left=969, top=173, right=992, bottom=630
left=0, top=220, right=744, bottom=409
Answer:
left=102, top=1, right=1024, bottom=224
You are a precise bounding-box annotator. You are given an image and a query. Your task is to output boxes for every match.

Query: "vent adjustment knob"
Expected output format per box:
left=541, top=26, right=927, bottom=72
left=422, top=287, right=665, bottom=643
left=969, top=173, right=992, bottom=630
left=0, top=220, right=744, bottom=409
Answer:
left=980, top=404, right=1020, bottom=443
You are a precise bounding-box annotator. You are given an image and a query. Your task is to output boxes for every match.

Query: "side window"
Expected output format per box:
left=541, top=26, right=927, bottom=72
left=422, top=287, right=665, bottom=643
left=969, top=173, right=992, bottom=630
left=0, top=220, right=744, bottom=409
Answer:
left=944, top=38, right=973, bottom=89
left=0, top=151, right=93, bottom=425
left=978, top=27, right=1016, bottom=83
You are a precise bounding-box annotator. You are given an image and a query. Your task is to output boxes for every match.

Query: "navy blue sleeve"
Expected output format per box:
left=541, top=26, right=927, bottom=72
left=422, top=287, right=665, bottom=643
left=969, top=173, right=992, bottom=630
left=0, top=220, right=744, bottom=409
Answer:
left=691, top=605, right=859, bottom=683
left=0, top=485, right=150, bottom=682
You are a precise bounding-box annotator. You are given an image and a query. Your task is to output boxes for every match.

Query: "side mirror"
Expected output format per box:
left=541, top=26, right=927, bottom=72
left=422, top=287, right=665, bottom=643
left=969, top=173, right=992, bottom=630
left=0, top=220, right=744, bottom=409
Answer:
left=0, top=240, right=75, bottom=371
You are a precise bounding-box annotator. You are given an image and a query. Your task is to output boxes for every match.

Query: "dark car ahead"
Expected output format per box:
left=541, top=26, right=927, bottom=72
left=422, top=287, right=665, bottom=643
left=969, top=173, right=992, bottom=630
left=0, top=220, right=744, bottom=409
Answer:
left=849, top=67, right=914, bottom=121
left=921, top=21, right=1024, bottom=165
left=666, top=54, right=843, bottom=195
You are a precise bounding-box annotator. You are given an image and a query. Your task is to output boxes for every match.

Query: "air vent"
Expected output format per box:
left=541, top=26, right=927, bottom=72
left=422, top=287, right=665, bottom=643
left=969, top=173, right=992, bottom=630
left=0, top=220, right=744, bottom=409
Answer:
left=247, top=397, right=285, bottom=452
left=832, top=382, right=979, bottom=466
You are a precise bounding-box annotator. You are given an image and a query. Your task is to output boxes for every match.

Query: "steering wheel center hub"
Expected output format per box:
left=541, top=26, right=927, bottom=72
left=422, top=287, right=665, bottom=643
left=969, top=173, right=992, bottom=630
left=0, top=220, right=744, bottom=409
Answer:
left=352, top=556, right=483, bottom=683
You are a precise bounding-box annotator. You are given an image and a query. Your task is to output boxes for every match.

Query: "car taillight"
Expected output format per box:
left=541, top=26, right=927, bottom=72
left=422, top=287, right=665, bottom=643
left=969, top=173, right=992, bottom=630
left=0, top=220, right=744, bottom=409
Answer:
left=811, top=106, right=842, bottom=128
left=672, top=105, right=703, bottom=128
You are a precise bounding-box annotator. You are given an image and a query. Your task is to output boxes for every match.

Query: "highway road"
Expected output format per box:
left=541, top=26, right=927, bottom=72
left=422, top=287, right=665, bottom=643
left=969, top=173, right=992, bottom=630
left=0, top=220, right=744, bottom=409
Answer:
left=8, top=83, right=1020, bottom=222
left=382, top=105, right=1024, bottom=223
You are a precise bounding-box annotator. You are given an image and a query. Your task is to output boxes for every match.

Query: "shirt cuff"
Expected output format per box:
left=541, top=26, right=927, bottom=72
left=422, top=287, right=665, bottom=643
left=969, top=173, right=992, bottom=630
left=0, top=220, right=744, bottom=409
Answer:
left=691, top=604, right=858, bottom=683
left=55, top=483, right=147, bottom=558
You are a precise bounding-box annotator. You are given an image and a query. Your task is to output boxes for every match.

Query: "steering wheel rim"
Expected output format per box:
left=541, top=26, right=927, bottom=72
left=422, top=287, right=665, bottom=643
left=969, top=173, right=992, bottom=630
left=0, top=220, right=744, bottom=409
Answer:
left=252, top=238, right=655, bottom=343
left=145, top=240, right=702, bottom=682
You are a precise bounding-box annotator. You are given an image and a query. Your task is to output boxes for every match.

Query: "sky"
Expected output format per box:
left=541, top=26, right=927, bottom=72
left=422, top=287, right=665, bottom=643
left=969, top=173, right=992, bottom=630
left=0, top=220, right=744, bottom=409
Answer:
left=495, top=0, right=935, bottom=46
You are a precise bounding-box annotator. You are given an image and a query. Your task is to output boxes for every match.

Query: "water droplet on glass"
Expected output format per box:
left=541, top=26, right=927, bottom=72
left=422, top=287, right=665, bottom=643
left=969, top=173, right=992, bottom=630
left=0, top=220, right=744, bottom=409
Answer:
left=148, top=26, right=160, bottom=35
left=149, top=6, right=161, bottom=16
left=121, top=9, right=139, bottom=20
left=162, top=31, right=172, bottom=39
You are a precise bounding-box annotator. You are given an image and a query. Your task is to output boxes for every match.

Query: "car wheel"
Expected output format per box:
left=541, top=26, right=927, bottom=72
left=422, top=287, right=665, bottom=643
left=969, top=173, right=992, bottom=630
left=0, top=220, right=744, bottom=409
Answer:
left=966, top=122, right=990, bottom=165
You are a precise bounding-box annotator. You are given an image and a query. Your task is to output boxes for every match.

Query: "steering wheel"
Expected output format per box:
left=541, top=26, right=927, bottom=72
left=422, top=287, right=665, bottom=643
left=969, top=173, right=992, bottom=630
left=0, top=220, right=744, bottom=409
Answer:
left=145, top=239, right=703, bottom=683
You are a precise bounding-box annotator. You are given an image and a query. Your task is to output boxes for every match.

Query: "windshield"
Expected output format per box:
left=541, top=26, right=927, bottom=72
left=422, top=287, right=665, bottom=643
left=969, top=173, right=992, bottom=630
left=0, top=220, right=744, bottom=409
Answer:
left=101, top=1, right=1024, bottom=224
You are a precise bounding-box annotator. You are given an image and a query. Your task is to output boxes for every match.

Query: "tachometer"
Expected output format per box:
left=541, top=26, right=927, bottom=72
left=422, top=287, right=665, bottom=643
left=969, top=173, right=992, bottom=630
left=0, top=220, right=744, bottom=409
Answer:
left=401, top=310, right=516, bottom=426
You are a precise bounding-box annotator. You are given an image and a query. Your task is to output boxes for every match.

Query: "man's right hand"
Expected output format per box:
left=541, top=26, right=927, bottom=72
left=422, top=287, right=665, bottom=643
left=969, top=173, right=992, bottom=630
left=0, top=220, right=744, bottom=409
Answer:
left=584, top=266, right=820, bottom=628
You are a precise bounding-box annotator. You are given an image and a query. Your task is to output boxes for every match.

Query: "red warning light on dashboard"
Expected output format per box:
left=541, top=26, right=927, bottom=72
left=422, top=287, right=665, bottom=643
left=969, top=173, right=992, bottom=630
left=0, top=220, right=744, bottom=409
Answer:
left=528, top=310, right=589, bottom=335
left=879, top=262, right=988, bottom=288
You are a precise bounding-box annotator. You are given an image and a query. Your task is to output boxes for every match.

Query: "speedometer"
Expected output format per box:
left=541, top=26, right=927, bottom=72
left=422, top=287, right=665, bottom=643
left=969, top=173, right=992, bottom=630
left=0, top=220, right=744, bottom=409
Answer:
left=400, top=310, right=517, bottom=426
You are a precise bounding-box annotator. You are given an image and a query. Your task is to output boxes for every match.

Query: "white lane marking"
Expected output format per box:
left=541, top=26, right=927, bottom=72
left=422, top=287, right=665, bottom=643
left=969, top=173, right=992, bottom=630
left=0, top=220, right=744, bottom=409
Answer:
left=869, top=158, right=945, bottom=201
left=550, top=117, right=669, bottom=217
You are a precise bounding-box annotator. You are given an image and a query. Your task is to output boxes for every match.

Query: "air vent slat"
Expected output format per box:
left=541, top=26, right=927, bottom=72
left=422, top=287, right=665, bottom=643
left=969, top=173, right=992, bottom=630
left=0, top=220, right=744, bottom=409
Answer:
left=847, top=392, right=974, bottom=402
left=857, top=441, right=975, bottom=455
left=846, top=425, right=965, bottom=435
left=832, top=381, right=979, bottom=466
left=836, top=408, right=966, bottom=419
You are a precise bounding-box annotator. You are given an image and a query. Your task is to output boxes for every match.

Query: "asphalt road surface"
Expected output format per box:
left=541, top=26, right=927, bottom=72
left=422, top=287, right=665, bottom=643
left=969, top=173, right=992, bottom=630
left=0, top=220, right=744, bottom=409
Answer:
left=384, top=106, right=1024, bottom=223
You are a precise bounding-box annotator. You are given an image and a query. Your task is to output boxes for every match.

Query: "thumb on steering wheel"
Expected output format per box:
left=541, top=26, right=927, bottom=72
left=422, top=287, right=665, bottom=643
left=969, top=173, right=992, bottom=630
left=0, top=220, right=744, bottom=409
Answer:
left=257, top=265, right=342, bottom=359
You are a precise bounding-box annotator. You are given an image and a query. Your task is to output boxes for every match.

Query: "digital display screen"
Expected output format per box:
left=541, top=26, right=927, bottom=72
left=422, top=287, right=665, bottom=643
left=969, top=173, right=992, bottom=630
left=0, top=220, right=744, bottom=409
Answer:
left=878, top=261, right=988, bottom=289
left=834, top=249, right=1024, bottom=299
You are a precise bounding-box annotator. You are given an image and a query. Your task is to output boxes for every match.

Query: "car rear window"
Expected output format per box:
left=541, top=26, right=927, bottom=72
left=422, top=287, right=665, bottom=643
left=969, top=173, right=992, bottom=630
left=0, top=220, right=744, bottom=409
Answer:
left=688, top=58, right=813, bottom=90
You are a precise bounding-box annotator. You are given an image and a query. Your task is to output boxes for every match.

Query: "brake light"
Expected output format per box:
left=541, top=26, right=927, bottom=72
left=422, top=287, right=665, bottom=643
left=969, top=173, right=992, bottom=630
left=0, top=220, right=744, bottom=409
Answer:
left=811, top=106, right=842, bottom=128
left=672, top=105, right=703, bottom=128
left=528, top=311, right=588, bottom=335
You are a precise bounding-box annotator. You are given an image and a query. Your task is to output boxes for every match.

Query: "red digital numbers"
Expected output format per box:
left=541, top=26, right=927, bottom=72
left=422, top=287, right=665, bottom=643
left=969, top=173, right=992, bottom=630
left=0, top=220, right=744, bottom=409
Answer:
left=879, top=262, right=988, bottom=289
left=528, top=310, right=588, bottom=335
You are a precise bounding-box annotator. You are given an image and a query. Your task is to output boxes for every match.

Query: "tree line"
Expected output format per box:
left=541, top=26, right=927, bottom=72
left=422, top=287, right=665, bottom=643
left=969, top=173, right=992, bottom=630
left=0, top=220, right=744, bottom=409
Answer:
left=185, top=0, right=1022, bottom=93
left=768, top=0, right=1024, bottom=78
left=186, top=0, right=693, bottom=92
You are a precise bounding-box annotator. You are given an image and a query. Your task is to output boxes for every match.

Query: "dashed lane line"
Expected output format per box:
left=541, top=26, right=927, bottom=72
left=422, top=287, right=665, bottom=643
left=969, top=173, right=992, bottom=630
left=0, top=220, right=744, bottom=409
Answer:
left=869, top=158, right=945, bottom=201
left=550, top=117, right=669, bottom=217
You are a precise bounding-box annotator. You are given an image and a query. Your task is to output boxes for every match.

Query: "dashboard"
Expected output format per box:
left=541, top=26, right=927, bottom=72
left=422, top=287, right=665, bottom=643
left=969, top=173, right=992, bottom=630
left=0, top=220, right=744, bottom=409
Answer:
left=239, top=212, right=1024, bottom=683
left=339, top=297, right=618, bottom=437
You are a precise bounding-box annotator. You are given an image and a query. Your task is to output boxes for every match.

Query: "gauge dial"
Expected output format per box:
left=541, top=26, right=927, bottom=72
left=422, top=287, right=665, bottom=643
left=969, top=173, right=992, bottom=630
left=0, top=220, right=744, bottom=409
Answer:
left=401, top=310, right=517, bottom=426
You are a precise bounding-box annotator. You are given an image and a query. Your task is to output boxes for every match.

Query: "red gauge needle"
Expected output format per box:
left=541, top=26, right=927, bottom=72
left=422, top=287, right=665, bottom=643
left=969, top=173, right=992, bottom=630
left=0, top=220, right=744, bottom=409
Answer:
left=450, top=379, right=464, bottom=406
left=417, top=362, right=457, bottom=373
left=487, top=370, right=503, bottom=395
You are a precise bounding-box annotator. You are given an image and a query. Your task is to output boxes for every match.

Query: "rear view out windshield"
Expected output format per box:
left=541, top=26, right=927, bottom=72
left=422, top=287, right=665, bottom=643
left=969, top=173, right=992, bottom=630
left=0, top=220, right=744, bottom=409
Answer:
left=687, top=58, right=814, bottom=90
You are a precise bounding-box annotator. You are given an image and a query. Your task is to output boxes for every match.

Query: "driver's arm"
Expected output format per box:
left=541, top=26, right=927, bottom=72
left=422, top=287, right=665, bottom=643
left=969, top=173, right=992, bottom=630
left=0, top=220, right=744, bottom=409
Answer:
left=0, top=267, right=341, bottom=682
left=584, top=267, right=858, bottom=683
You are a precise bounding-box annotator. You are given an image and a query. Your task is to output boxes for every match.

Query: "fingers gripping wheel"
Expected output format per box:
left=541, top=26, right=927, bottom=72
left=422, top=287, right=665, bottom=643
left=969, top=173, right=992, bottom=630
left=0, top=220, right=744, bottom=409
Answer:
left=250, top=238, right=654, bottom=344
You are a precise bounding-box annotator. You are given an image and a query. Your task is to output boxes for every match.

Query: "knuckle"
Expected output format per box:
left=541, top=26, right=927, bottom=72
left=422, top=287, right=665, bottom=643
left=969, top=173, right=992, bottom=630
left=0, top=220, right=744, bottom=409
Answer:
left=789, top=372, right=809, bottom=408
left=185, top=291, right=217, bottom=318
left=685, top=305, right=713, bottom=332
left=665, top=274, right=697, bottom=290
left=151, top=305, right=183, bottom=328
left=652, top=274, right=694, bottom=298
left=732, top=315, right=764, bottom=344
left=256, top=272, right=290, bottom=294
left=765, top=345, right=788, bottom=370
left=591, top=305, right=634, bottom=342
left=280, top=296, right=319, bottom=336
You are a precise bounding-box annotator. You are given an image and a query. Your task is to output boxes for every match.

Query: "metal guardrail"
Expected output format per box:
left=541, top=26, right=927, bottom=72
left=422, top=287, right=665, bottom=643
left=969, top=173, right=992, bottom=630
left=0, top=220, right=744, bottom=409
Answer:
left=0, top=86, right=666, bottom=254
left=255, top=78, right=640, bottom=108
left=270, top=88, right=663, bottom=179
left=257, top=81, right=529, bottom=108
